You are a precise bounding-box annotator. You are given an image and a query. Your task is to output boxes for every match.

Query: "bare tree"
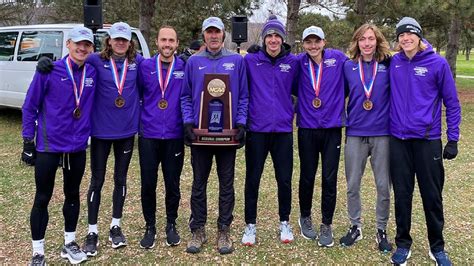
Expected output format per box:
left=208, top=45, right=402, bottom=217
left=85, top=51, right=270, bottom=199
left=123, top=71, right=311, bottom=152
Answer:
left=286, top=0, right=301, bottom=48
left=139, top=0, right=155, bottom=45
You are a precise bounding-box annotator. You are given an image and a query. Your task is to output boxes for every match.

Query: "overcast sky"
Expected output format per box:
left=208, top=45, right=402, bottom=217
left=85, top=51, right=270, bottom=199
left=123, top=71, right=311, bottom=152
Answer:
left=250, top=1, right=345, bottom=23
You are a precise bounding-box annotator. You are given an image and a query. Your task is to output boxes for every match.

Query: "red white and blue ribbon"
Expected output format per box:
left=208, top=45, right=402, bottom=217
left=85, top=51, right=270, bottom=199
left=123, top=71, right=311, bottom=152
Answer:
left=110, top=58, right=128, bottom=96
left=156, top=54, right=175, bottom=98
left=308, top=58, right=322, bottom=98
left=65, top=56, right=86, bottom=108
left=358, top=58, right=378, bottom=99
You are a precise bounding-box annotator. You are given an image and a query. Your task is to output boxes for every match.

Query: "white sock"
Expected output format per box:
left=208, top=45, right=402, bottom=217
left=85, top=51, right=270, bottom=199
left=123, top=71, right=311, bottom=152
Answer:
left=32, top=239, right=45, bottom=256
left=64, top=231, right=76, bottom=245
left=110, top=218, right=120, bottom=229
left=88, top=224, right=98, bottom=234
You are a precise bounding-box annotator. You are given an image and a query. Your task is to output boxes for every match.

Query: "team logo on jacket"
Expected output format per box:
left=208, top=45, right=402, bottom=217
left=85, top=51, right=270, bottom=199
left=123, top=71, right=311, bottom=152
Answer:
left=414, top=66, right=428, bottom=77
left=223, top=63, right=235, bottom=70
left=279, top=63, right=291, bottom=72
left=128, top=63, right=137, bottom=71
left=324, top=58, right=336, bottom=67
left=173, top=71, right=184, bottom=79
left=377, top=64, right=387, bottom=72
left=85, top=77, right=94, bottom=87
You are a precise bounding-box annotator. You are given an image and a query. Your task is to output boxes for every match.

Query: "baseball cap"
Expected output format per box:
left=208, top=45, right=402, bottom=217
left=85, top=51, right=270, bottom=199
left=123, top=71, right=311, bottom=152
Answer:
left=109, top=22, right=132, bottom=41
left=202, top=17, right=225, bottom=32
left=302, top=26, right=325, bottom=41
left=68, top=26, right=94, bottom=43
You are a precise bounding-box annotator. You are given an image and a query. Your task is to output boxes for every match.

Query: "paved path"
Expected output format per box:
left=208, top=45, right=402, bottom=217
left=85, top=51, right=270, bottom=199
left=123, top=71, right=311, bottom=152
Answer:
left=458, top=75, right=474, bottom=79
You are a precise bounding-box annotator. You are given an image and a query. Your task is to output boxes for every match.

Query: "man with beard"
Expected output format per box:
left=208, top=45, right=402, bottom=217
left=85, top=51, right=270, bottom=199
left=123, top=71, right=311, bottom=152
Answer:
left=181, top=16, right=248, bottom=254
left=137, top=25, right=186, bottom=249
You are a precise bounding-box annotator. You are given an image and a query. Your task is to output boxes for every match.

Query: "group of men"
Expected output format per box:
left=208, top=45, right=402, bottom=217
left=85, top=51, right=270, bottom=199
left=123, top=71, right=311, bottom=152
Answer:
left=22, top=14, right=460, bottom=266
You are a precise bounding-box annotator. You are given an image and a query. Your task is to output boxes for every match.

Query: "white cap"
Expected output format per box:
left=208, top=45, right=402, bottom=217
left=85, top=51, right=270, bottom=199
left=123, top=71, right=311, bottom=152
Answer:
left=302, top=26, right=325, bottom=41
left=68, top=26, right=94, bottom=43
left=202, top=17, right=225, bottom=32
left=109, top=22, right=131, bottom=41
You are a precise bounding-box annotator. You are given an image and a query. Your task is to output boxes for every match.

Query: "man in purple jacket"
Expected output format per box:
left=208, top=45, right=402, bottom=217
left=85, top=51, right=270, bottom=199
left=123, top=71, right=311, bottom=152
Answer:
left=296, top=26, right=347, bottom=247
left=181, top=16, right=248, bottom=254
left=389, top=17, right=460, bottom=266
left=22, top=26, right=96, bottom=265
left=241, top=15, right=298, bottom=246
left=137, top=25, right=185, bottom=249
left=340, top=23, right=392, bottom=252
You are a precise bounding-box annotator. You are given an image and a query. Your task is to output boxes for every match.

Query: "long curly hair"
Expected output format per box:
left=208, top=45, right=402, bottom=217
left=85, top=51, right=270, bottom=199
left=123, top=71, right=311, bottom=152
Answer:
left=99, top=36, right=137, bottom=63
left=348, top=24, right=391, bottom=62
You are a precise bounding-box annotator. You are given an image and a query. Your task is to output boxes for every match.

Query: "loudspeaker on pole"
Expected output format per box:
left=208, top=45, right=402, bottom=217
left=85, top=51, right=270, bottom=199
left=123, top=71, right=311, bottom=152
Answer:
left=83, top=0, right=103, bottom=31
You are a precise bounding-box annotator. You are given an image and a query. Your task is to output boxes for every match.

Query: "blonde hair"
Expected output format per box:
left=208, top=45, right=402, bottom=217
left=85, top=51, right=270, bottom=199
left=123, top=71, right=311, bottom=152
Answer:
left=348, top=24, right=391, bottom=62
left=99, top=36, right=137, bottom=62
left=395, top=37, right=427, bottom=52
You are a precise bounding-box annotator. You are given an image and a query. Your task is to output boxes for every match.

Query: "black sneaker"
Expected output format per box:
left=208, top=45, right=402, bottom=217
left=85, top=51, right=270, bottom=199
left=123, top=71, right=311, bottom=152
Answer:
left=109, top=225, right=127, bottom=248
left=376, top=229, right=393, bottom=252
left=166, top=223, right=181, bottom=246
left=140, top=225, right=156, bottom=249
left=339, top=225, right=362, bottom=247
left=30, top=253, right=45, bottom=266
left=82, top=232, right=99, bottom=256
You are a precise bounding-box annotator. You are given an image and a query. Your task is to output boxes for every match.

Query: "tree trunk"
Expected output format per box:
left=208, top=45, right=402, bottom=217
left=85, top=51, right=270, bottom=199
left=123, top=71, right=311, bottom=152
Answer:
left=139, top=0, right=155, bottom=47
left=466, top=47, right=471, bottom=61
left=286, top=0, right=301, bottom=52
left=445, top=10, right=461, bottom=79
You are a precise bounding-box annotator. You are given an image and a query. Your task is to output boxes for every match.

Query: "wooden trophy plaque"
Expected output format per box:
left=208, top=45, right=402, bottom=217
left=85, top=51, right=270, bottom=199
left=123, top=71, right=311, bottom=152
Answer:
left=192, top=73, right=239, bottom=146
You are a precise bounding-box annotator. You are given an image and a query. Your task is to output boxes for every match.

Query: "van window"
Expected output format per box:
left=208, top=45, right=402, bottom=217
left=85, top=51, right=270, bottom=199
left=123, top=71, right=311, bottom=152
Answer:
left=0, top=31, right=18, bottom=61
left=17, top=31, right=63, bottom=61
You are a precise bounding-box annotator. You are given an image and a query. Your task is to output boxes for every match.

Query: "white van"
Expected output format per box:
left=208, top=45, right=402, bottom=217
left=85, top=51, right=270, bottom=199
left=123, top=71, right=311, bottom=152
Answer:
left=0, top=24, right=150, bottom=108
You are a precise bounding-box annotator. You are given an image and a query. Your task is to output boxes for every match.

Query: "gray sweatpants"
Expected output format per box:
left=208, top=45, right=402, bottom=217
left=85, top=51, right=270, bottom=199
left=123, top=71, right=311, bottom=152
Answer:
left=344, top=136, right=391, bottom=230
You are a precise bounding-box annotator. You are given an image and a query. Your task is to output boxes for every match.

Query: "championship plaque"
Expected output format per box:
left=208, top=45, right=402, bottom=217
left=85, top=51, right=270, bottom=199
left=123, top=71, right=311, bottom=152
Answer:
left=192, top=74, right=239, bottom=146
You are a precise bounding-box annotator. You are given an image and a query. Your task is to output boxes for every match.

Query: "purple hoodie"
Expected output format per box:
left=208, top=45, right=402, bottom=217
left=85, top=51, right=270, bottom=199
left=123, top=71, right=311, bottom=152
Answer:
left=244, top=47, right=298, bottom=133
left=22, top=55, right=96, bottom=152
left=296, top=49, right=348, bottom=129
left=139, top=55, right=185, bottom=139
left=181, top=48, right=248, bottom=128
left=87, top=53, right=143, bottom=139
left=389, top=41, right=461, bottom=141
left=344, top=59, right=390, bottom=136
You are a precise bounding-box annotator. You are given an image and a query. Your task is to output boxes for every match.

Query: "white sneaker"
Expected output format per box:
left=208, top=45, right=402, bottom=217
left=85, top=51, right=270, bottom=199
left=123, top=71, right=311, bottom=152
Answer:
left=280, top=221, right=294, bottom=243
left=241, top=224, right=256, bottom=246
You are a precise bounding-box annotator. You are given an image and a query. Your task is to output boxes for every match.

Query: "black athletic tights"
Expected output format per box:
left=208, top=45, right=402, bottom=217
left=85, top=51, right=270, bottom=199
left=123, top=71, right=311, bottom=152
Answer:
left=86, top=137, right=134, bottom=225
left=30, top=151, right=86, bottom=240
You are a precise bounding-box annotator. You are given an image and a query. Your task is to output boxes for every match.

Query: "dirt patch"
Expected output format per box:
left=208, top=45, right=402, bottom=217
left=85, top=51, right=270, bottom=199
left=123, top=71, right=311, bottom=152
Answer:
left=459, top=88, right=474, bottom=104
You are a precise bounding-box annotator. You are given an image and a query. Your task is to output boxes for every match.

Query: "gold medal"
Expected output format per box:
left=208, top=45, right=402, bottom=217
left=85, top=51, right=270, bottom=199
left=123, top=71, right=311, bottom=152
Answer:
left=158, top=99, right=168, bottom=109
left=312, top=97, right=322, bottom=109
left=115, top=95, right=125, bottom=108
left=363, top=99, right=373, bottom=111
left=73, top=107, right=81, bottom=119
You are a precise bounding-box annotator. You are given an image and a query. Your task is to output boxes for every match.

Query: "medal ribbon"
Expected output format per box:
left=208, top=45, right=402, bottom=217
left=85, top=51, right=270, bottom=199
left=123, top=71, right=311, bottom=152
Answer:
left=156, top=54, right=175, bottom=98
left=308, top=58, right=322, bottom=98
left=110, top=58, right=128, bottom=96
left=65, top=56, right=86, bottom=108
left=358, top=58, right=378, bottom=99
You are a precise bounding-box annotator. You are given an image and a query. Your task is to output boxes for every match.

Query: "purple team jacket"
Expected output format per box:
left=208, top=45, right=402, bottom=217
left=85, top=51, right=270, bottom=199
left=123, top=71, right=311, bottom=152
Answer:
left=389, top=41, right=461, bottom=141
left=181, top=48, right=248, bottom=128
left=344, top=59, right=390, bottom=136
left=88, top=53, right=143, bottom=139
left=22, top=55, right=96, bottom=152
left=139, top=54, right=185, bottom=139
left=244, top=48, right=298, bottom=133
left=296, top=49, right=348, bottom=129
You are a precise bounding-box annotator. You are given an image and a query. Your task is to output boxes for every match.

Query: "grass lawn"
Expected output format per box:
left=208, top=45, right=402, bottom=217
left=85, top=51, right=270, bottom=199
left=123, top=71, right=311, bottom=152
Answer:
left=456, top=53, right=474, bottom=76
left=1, top=78, right=473, bottom=264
